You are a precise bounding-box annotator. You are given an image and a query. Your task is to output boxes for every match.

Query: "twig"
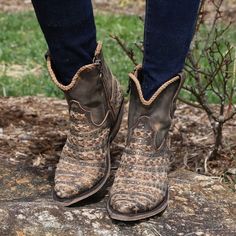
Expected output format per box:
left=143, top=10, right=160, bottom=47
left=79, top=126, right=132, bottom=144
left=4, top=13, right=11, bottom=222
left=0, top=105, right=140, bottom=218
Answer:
left=178, top=97, right=203, bottom=109
left=134, top=42, right=144, bottom=53
left=110, top=34, right=138, bottom=66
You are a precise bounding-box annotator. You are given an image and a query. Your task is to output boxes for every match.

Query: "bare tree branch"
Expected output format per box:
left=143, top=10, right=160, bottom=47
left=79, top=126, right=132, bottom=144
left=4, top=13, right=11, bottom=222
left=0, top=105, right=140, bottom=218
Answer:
left=110, top=34, right=138, bottom=66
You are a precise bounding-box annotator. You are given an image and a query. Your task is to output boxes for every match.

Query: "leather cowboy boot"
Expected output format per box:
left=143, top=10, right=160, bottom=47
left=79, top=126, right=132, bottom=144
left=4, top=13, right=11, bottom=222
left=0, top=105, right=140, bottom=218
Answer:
left=47, top=42, right=124, bottom=206
left=107, top=65, right=184, bottom=221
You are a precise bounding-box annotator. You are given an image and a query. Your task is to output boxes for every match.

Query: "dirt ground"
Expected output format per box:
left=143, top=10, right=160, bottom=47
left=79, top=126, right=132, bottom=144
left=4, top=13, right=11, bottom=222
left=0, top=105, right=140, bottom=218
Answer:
left=0, top=0, right=144, bottom=14
left=0, top=97, right=235, bottom=190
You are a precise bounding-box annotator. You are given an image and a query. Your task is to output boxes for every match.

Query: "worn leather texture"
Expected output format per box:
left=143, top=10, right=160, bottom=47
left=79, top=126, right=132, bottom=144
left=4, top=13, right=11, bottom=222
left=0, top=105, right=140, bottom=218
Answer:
left=50, top=43, right=123, bottom=199
left=109, top=67, right=182, bottom=215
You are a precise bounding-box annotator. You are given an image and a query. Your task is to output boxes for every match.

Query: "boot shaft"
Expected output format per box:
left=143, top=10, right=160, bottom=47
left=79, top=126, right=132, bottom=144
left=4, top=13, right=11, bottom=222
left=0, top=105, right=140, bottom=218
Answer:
left=46, top=42, right=123, bottom=126
left=127, top=65, right=184, bottom=149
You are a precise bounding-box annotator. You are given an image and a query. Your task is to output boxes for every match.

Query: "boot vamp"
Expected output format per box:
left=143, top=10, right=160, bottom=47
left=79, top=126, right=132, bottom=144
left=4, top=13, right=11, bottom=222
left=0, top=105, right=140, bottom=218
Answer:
left=110, top=122, right=169, bottom=214
left=54, top=103, right=110, bottom=199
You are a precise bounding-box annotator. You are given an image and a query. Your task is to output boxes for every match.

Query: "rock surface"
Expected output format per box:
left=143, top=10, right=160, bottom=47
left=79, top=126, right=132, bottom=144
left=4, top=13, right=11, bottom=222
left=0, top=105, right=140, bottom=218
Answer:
left=0, top=97, right=235, bottom=236
left=0, top=163, right=235, bottom=236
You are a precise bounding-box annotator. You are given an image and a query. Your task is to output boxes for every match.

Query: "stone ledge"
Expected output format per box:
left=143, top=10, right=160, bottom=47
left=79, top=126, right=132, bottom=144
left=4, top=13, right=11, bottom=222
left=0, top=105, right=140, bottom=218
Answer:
left=0, top=164, right=235, bottom=236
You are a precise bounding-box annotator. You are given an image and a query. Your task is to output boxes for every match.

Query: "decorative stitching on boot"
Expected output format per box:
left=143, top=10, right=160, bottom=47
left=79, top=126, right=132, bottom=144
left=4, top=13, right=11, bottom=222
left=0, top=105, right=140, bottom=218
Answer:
left=47, top=42, right=103, bottom=91
left=53, top=42, right=124, bottom=200
left=129, top=64, right=181, bottom=106
left=109, top=71, right=182, bottom=216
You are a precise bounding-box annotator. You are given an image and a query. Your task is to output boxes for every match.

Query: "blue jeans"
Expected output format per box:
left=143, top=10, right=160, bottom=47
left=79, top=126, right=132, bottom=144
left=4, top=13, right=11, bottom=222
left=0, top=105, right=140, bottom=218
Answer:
left=32, top=0, right=200, bottom=99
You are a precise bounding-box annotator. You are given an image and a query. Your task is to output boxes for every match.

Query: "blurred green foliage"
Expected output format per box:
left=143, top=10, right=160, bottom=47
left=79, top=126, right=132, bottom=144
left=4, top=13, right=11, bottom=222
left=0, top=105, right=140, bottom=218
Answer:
left=0, top=11, right=235, bottom=103
left=0, top=11, right=143, bottom=98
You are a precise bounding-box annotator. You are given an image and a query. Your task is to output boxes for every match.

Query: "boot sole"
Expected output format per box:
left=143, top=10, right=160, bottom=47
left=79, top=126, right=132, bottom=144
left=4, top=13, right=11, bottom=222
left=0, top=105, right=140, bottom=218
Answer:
left=53, top=99, right=125, bottom=206
left=106, top=189, right=169, bottom=221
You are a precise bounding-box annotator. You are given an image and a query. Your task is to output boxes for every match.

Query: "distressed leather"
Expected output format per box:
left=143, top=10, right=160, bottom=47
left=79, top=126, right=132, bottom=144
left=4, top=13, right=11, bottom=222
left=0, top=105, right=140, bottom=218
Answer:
left=109, top=66, right=183, bottom=215
left=47, top=42, right=124, bottom=199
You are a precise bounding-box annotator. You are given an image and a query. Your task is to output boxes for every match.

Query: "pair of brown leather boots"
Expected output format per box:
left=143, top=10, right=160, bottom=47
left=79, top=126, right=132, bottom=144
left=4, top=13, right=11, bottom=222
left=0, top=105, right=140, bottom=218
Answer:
left=47, top=42, right=183, bottom=221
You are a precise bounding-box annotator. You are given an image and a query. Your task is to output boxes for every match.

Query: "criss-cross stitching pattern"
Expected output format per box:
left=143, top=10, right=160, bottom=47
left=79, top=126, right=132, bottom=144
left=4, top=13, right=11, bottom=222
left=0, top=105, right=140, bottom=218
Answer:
left=110, top=121, right=170, bottom=214
left=54, top=103, right=110, bottom=198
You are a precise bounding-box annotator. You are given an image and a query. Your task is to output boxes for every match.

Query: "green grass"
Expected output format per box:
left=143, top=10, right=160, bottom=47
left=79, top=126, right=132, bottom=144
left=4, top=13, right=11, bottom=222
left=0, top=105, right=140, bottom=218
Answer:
left=0, top=11, right=235, bottom=104
left=0, top=11, right=143, bottom=97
